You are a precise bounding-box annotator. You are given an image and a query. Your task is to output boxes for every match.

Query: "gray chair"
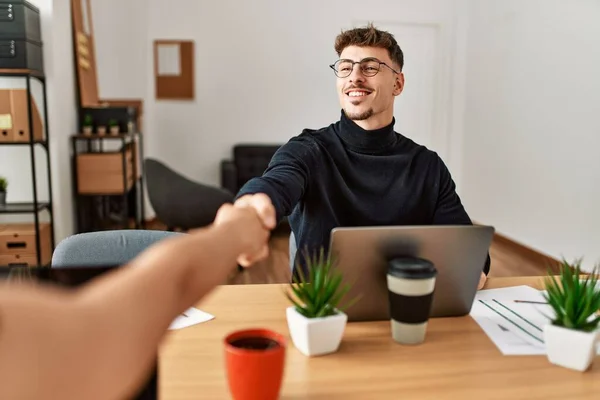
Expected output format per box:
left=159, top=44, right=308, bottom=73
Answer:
left=145, top=158, right=234, bottom=231
left=52, top=230, right=183, bottom=268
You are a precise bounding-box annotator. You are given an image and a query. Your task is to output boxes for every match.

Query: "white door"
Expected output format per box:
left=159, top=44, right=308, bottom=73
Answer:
left=353, top=21, right=442, bottom=153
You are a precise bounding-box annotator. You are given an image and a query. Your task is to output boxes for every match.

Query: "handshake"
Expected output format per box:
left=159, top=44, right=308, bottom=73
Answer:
left=213, top=193, right=488, bottom=290
left=213, top=193, right=277, bottom=267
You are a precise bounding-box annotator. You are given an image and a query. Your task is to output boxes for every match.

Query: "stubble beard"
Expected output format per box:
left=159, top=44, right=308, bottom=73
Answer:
left=344, top=105, right=374, bottom=121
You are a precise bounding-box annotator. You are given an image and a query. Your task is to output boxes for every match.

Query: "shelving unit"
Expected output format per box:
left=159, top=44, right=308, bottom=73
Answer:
left=71, top=131, right=145, bottom=233
left=0, top=69, right=55, bottom=267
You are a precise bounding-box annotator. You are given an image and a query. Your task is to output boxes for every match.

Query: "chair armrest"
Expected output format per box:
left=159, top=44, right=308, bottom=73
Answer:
left=220, top=160, right=238, bottom=195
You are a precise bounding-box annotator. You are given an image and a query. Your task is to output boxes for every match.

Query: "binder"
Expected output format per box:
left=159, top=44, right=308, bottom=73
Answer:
left=0, top=88, right=43, bottom=142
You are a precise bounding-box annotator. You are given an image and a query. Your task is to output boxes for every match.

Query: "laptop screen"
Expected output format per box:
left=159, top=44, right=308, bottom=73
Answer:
left=1, top=266, right=158, bottom=400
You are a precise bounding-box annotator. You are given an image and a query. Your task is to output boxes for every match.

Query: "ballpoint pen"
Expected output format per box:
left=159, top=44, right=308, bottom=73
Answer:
left=513, top=300, right=547, bottom=305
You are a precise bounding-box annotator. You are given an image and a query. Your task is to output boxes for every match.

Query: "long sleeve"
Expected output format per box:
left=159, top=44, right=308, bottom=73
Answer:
left=236, top=136, right=316, bottom=221
left=431, top=155, right=491, bottom=275
left=431, top=157, right=472, bottom=225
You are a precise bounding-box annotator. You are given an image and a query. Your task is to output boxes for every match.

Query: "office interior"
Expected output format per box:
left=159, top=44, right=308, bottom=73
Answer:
left=0, top=0, right=598, bottom=398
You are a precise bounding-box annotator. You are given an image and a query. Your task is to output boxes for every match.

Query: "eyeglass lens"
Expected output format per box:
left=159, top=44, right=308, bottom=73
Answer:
left=334, top=59, right=381, bottom=77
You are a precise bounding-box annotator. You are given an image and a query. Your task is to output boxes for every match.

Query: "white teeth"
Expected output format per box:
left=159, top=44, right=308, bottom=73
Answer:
left=348, top=91, right=368, bottom=97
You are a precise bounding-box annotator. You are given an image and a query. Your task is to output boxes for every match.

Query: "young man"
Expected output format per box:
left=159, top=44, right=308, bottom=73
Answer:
left=0, top=203, right=269, bottom=400
left=234, top=23, right=490, bottom=287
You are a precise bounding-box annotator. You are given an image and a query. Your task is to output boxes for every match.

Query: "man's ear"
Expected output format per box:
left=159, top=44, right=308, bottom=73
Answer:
left=393, top=72, right=404, bottom=96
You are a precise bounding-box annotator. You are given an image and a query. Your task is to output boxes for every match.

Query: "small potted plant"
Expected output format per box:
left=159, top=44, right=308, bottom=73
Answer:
left=285, top=247, right=359, bottom=357
left=82, top=114, right=93, bottom=135
left=0, top=176, right=7, bottom=206
left=108, top=119, right=120, bottom=135
left=542, top=258, right=600, bottom=372
left=96, top=123, right=106, bottom=136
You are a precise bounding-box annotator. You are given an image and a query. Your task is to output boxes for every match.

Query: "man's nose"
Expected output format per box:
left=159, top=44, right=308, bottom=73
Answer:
left=348, top=64, right=365, bottom=83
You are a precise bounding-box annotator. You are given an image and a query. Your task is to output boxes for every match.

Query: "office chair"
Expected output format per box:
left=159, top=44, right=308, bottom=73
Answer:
left=51, top=230, right=183, bottom=268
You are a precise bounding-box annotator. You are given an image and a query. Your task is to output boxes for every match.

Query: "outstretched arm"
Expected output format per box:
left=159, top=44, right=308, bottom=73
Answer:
left=0, top=204, right=269, bottom=400
left=236, top=137, right=315, bottom=217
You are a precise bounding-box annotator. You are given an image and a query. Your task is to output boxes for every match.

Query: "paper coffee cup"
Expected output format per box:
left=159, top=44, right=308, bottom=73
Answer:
left=387, top=257, right=437, bottom=345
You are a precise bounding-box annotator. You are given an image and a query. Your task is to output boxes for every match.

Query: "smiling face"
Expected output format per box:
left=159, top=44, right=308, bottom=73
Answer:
left=336, top=46, right=404, bottom=130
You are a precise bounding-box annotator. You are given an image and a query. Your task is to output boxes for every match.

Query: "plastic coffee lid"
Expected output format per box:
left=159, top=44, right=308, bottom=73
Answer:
left=388, top=257, right=437, bottom=279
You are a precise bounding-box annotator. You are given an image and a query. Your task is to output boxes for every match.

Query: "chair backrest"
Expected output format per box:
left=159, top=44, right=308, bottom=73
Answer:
left=233, top=145, right=281, bottom=191
left=51, top=230, right=183, bottom=268
left=144, top=158, right=234, bottom=230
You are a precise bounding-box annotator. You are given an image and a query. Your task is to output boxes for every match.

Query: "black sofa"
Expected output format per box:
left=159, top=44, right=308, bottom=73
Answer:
left=220, top=144, right=291, bottom=230
left=220, top=144, right=282, bottom=195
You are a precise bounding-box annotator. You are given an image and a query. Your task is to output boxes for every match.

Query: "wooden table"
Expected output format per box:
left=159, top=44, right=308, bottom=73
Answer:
left=159, top=277, right=600, bottom=399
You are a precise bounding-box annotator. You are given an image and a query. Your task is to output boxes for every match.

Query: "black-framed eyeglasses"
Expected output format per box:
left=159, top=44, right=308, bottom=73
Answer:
left=329, top=57, right=400, bottom=78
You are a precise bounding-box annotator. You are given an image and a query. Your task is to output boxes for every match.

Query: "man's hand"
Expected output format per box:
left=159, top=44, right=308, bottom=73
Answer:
left=233, top=194, right=277, bottom=230
left=226, top=193, right=277, bottom=266
left=214, top=203, right=270, bottom=267
left=478, top=271, right=487, bottom=290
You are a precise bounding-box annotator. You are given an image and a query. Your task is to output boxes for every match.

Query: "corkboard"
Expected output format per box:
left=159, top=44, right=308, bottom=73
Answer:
left=153, top=40, right=195, bottom=100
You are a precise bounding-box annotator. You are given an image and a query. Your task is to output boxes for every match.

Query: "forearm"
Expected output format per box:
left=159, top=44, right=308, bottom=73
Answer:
left=237, top=177, right=290, bottom=220
left=66, top=223, right=248, bottom=399
left=236, top=140, right=311, bottom=220
left=80, top=222, right=244, bottom=348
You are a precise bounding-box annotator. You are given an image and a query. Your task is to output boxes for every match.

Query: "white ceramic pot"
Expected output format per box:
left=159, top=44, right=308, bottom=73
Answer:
left=286, top=306, right=347, bottom=357
left=544, top=324, right=599, bottom=371
left=110, top=126, right=120, bottom=135
left=82, top=126, right=92, bottom=135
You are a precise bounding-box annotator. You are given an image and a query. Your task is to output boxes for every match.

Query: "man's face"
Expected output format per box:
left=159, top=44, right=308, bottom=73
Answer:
left=335, top=46, right=404, bottom=123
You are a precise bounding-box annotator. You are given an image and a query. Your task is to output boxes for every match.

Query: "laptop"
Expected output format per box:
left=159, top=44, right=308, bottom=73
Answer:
left=1, top=265, right=158, bottom=400
left=328, top=225, right=495, bottom=322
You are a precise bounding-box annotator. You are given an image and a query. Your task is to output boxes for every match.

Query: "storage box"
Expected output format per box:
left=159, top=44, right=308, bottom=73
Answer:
left=0, top=1, right=42, bottom=43
left=77, top=147, right=135, bottom=194
left=0, top=38, right=43, bottom=72
left=0, top=222, right=52, bottom=267
left=0, top=88, right=44, bottom=142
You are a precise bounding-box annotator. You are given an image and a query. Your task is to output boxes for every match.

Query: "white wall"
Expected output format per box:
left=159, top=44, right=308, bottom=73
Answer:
left=0, top=0, right=78, bottom=244
left=91, top=0, right=147, bottom=100
left=47, top=0, right=78, bottom=242
left=91, top=0, right=469, bottom=220
left=461, top=0, right=600, bottom=271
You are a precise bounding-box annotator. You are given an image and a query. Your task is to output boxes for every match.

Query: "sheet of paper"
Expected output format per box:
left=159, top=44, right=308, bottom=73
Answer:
left=157, top=44, right=181, bottom=76
left=168, top=307, right=214, bottom=330
left=471, top=285, right=600, bottom=356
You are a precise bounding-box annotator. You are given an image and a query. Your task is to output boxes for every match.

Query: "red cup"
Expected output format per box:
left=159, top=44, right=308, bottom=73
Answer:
left=224, top=328, right=286, bottom=400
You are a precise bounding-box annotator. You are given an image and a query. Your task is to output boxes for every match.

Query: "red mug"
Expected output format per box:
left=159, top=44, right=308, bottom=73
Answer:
left=224, top=328, right=286, bottom=400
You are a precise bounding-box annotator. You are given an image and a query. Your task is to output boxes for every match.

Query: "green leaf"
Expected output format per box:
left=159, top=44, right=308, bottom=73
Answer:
left=285, top=245, right=361, bottom=319
left=541, top=257, right=600, bottom=331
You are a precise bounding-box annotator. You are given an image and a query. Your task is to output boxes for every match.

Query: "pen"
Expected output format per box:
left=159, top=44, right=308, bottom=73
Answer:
left=514, top=300, right=547, bottom=304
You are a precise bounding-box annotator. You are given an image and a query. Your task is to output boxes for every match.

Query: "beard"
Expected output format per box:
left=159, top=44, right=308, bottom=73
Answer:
left=343, top=107, right=374, bottom=121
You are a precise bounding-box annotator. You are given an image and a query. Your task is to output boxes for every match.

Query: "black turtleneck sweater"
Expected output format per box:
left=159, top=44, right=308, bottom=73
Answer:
left=237, top=111, right=490, bottom=275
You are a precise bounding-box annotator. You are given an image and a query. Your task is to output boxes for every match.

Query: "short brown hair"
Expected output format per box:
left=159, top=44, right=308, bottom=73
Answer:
left=334, top=23, right=404, bottom=71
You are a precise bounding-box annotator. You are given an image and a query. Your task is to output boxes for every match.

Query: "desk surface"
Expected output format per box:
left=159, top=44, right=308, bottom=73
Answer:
left=159, top=277, right=600, bottom=399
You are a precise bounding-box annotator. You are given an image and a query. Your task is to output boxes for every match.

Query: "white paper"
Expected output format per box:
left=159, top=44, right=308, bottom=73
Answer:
left=168, top=307, right=214, bottom=330
left=157, top=44, right=181, bottom=76
left=470, top=285, right=600, bottom=356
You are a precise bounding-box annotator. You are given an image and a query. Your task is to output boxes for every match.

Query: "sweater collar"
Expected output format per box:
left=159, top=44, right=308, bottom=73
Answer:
left=337, top=110, right=397, bottom=152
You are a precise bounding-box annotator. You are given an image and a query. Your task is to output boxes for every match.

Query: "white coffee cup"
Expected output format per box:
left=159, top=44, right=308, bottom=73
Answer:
left=387, top=257, right=437, bottom=345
